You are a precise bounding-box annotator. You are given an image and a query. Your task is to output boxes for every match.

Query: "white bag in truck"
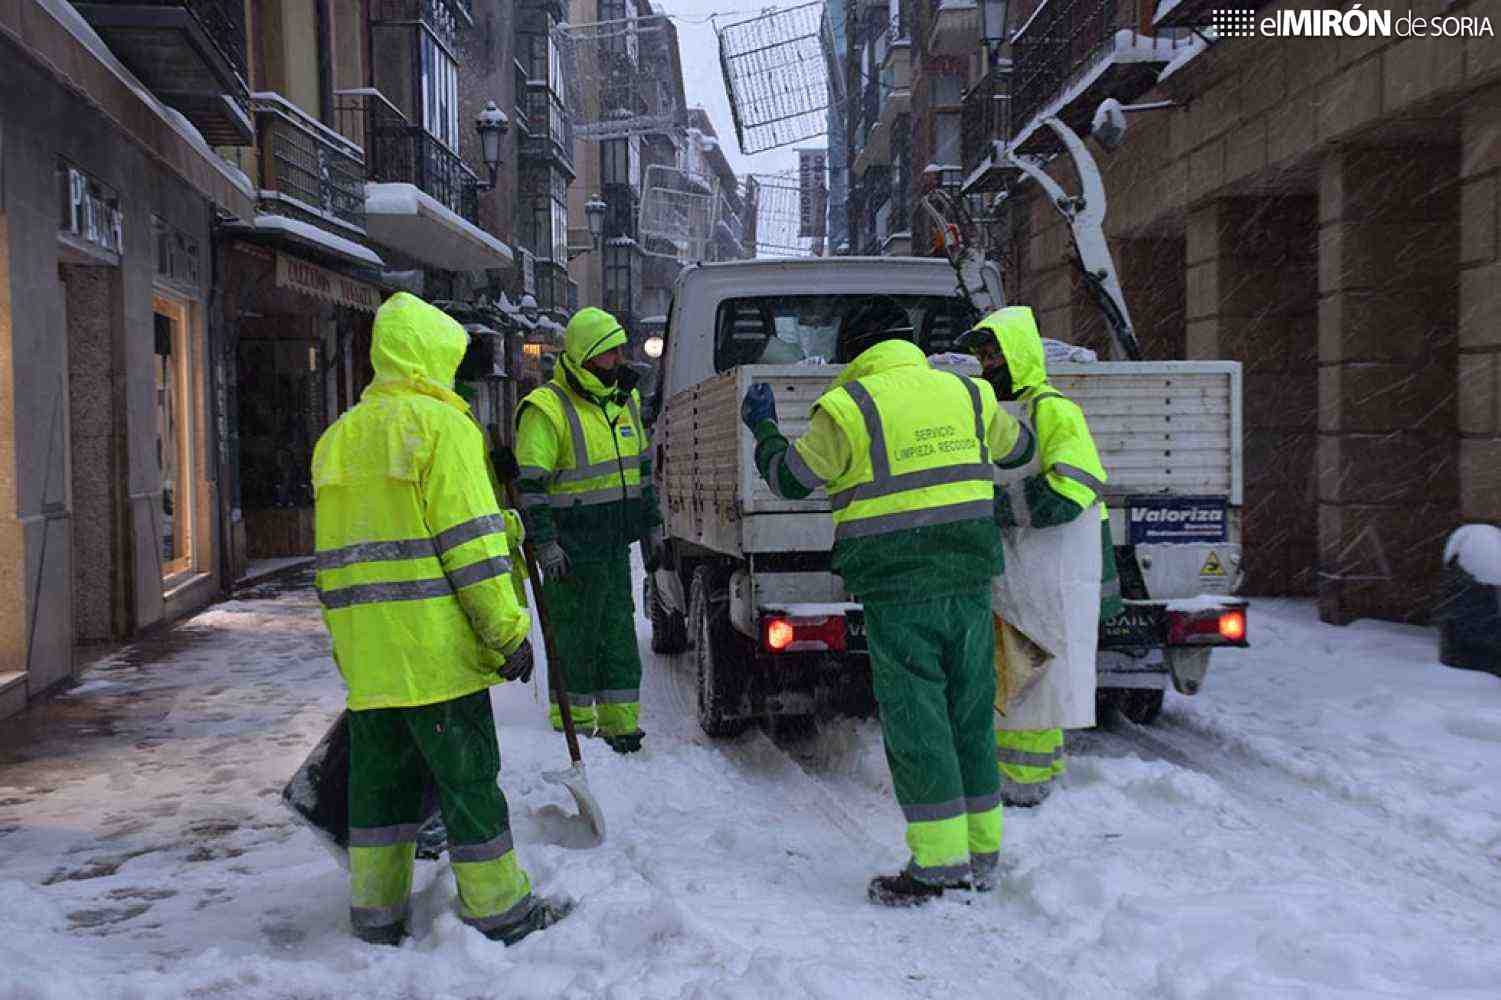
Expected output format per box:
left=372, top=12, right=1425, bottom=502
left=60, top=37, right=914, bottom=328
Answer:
left=992, top=455, right=1101, bottom=730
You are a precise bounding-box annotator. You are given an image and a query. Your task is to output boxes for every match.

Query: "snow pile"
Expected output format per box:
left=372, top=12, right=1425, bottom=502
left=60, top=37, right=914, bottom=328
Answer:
left=252, top=215, right=385, bottom=267
left=1443, top=524, right=1501, bottom=585
left=4, top=570, right=1501, bottom=998
left=1043, top=338, right=1097, bottom=365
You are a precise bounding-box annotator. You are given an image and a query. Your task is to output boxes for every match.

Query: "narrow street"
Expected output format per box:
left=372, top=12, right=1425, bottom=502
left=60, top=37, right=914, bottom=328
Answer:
left=3, top=562, right=1499, bottom=999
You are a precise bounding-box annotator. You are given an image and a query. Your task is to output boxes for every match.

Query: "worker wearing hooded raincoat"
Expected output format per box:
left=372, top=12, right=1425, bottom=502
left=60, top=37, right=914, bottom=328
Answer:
left=742, top=298, right=1036, bottom=906
left=514, top=307, right=659, bottom=753
left=312, top=292, right=570, bottom=947
left=958, top=306, right=1123, bottom=807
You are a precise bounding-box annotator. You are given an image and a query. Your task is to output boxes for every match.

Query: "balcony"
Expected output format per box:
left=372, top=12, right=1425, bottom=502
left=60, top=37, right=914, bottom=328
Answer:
left=925, top=0, right=979, bottom=56
left=878, top=41, right=913, bottom=125
left=253, top=94, right=366, bottom=237
left=73, top=0, right=251, bottom=144
left=521, top=84, right=576, bottom=178
left=961, top=65, right=1010, bottom=181
left=1010, top=0, right=1184, bottom=153
left=337, top=90, right=511, bottom=271
left=371, top=0, right=472, bottom=48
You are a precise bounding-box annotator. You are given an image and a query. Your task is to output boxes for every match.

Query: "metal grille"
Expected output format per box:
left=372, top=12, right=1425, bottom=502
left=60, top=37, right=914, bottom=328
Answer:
left=961, top=66, right=1009, bottom=179
left=1010, top=0, right=1124, bottom=141
left=554, top=15, right=685, bottom=140
left=367, top=123, right=480, bottom=223
left=256, top=98, right=366, bottom=229
left=741, top=174, right=821, bottom=258
left=639, top=165, right=719, bottom=263
left=717, top=2, right=839, bottom=155
left=370, top=0, right=463, bottom=51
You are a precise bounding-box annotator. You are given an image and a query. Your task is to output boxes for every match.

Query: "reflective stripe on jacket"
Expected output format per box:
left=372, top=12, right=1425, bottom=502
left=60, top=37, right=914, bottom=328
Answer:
left=312, top=292, right=531, bottom=711
left=815, top=341, right=999, bottom=543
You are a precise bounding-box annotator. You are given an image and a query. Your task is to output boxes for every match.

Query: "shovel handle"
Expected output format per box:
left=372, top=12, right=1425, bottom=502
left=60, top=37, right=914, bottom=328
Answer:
left=492, top=434, right=584, bottom=768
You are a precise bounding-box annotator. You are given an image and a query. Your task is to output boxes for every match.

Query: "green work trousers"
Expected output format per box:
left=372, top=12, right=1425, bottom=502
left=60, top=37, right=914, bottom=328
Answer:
left=866, top=590, right=1003, bottom=886
left=347, top=689, right=533, bottom=938
left=542, top=550, right=642, bottom=737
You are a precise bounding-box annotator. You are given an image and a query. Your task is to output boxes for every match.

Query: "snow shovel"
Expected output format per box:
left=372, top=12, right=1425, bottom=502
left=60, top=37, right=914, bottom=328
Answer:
left=495, top=444, right=606, bottom=846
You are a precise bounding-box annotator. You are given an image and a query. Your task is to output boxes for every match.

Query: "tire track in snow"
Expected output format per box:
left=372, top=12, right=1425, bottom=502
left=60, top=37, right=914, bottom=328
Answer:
left=1079, top=714, right=1501, bottom=917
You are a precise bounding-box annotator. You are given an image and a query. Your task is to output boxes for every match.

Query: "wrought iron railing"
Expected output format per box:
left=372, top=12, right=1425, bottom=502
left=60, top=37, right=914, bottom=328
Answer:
left=118, top=0, right=249, bottom=83
left=370, top=0, right=467, bottom=51
left=961, top=66, right=1009, bottom=178
left=1010, top=0, right=1132, bottom=140
left=254, top=95, right=365, bottom=229
left=339, top=88, right=479, bottom=223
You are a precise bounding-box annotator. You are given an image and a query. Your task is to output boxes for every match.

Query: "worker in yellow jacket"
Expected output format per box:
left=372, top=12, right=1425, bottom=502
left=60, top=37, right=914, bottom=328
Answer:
left=312, top=292, right=570, bottom=946
left=513, top=307, right=658, bottom=753
left=958, top=306, right=1122, bottom=806
left=744, top=297, right=1035, bottom=905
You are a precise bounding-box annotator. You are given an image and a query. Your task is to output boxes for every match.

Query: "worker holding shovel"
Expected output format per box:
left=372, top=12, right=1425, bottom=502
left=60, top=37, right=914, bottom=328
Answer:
left=310, top=292, right=572, bottom=947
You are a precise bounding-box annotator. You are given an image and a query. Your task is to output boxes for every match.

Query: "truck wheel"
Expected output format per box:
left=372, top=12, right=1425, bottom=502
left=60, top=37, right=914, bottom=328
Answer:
left=646, top=573, right=689, bottom=655
left=1109, top=688, right=1165, bottom=725
left=689, top=565, right=751, bottom=738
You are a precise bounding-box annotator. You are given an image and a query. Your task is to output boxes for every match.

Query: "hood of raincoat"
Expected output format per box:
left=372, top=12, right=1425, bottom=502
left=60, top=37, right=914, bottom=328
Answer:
left=830, top=338, right=929, bottom=391
left=364, top=292, right=470, bottom=412
left=963, top=306, right=1048, bottom=395
left=564, top=307, right=628, bottom=367
left=556, top=306, right=629, bottom=403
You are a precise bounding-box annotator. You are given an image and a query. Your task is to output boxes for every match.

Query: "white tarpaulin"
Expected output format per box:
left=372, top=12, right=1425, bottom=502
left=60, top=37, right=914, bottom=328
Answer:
left=991, top=456, right=1102, bottom=730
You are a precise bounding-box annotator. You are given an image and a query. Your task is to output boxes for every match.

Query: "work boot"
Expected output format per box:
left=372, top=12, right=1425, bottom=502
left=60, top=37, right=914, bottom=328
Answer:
left=969, top=857, right=1000, bottom=893
left=866, top=870, right=950, bottom=908
left=353, top=921, right=407, bottom=947
left=486, top=896, right=575, bottom=946
left=1000, top=782, right=1052, bottom=809
left=602, top=730, right=644, bottom=754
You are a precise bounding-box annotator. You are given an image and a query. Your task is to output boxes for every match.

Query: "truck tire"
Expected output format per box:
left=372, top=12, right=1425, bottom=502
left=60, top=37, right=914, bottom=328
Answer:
left=689, top=565, right=752, bottom=738
left=1101, top=688, right=1164, bottom=725
left=646, top=573, right=689, bottom=655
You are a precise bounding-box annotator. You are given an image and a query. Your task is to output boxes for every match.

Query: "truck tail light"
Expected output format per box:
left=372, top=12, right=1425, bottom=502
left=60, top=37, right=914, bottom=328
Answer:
left=1218, top=610, right=1246, bottom=643
left=1167, top=607, right=1248, bottom=647
left=761, top=615, right=846, bottom=654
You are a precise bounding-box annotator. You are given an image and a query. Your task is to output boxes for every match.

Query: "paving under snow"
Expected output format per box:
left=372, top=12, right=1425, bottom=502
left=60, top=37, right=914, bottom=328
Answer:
left=2, top=562, right=1499, bottom=999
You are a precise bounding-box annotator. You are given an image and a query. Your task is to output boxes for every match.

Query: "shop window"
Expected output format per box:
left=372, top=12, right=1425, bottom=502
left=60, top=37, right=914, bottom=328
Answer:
left=153, top=295, right=194, bottom=580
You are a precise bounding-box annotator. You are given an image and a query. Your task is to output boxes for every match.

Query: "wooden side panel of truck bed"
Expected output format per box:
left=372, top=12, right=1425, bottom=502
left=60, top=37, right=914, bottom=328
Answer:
left=657, top=361, right=1242, bottom=558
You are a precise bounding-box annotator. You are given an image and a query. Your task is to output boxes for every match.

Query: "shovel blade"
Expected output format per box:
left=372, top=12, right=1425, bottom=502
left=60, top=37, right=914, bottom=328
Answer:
left=541, top=762, right=606, bottom=845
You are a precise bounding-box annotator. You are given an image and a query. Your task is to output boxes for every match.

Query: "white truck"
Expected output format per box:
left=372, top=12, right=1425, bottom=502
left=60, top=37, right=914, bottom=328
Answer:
left=644, top=256, right=1248, bottom=737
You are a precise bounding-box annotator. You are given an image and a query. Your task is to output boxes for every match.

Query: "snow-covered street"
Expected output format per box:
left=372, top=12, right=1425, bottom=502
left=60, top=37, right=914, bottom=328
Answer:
left=3, top=563, right=1500, bottom=999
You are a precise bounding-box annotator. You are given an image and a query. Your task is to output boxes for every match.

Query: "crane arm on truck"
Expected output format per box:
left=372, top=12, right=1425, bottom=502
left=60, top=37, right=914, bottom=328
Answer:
left=925, top=116, right=1142, bottom=362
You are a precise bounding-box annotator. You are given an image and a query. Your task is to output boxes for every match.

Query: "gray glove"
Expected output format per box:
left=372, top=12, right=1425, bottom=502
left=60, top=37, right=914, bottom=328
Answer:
left=536, top=539, right=570, bottom=582
left=499, top=637, right=534, bottom=683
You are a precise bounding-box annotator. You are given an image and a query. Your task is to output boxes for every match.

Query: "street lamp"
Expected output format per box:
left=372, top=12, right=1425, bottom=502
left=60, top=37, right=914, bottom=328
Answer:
left=519, top=293, right=539, bottom=324
left=643, top=335, right=664, bottom=359
left=474, top=101, right=510, bottom=192
left=979, top=0, right=1009, bottom=64
left=570, top=195, right=610, bottom=261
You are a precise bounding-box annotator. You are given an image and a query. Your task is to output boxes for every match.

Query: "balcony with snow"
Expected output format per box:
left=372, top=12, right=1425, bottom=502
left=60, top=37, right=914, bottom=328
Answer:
left=1008, top=0, right=1196, bottom=156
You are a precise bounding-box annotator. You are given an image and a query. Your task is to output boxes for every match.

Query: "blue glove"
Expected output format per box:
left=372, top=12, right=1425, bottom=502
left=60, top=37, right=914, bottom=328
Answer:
left=741, top=383, right=778, bottom=430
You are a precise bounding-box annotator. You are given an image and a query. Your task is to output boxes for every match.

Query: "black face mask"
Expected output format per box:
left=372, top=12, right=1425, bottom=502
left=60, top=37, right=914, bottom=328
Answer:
left=984, top=363, right=1016, bottom=401
left=613, top=365, right=641, bottom=394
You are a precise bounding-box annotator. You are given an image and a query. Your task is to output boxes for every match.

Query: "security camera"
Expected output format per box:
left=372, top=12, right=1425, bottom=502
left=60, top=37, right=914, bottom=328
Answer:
left=1091, top=98, right=1128, bottom=152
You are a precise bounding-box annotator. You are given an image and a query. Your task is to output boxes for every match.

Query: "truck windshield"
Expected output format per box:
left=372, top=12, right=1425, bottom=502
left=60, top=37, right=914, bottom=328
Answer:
left=713, top=295, right=979, bottom=372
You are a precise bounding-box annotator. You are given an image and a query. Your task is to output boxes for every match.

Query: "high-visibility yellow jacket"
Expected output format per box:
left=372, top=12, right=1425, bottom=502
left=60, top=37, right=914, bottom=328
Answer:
left=312, top=292, right=531, bottom=710
left=755, top=339, right=1034, bottom=605
left=514, top=307, right=658, bottom=561
left=968, top=306, right=1121, bottom=617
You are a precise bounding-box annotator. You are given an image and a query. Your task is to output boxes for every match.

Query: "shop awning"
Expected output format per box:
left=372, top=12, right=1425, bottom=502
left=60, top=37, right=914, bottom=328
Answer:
left=364, top=183, right=515, bottom=272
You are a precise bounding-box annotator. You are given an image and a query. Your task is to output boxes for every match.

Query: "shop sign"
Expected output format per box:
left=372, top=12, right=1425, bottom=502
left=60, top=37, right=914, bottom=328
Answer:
left=59, top=162, right=124, bottom=257
left=275, top=252, right=380, bottom=313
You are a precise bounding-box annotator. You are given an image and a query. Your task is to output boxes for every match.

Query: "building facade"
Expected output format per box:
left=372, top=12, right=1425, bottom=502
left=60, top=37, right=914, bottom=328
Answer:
left=831, top=0, right=1501, bottom=625
left=1, top=0, right=256, bottom=716
left=2, top=0, right=555, bottom=719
